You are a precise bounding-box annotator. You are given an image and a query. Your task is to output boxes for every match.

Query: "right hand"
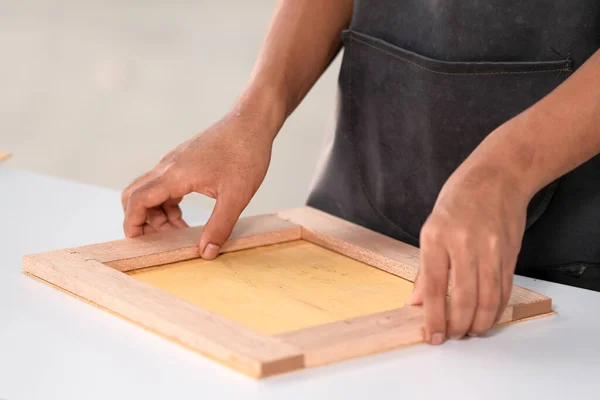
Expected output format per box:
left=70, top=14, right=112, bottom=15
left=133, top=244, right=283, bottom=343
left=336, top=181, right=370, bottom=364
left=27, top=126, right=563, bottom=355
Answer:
left=121, top=113, right=274, bottom=260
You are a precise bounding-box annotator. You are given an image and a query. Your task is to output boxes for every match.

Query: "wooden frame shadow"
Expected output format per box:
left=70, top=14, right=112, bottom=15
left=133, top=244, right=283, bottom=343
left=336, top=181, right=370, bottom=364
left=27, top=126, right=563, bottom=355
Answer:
left=22, top=207, right=552, bottom=378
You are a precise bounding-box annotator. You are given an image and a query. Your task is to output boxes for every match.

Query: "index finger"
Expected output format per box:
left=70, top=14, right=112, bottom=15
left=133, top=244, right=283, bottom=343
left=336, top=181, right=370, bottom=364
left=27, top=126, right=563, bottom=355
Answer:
left=121, top=172, right=153, bottom=212
left=420, top=235, right=450, bottom=345
left=123, top=177, right=171, bottom=237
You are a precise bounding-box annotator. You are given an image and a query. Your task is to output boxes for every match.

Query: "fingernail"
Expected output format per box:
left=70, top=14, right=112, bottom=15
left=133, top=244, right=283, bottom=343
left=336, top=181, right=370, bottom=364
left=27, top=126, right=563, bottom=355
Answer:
left=202, top=243, right=220, bottom=260
left=467, top=332, right=479, bottom=338
left=431, top=332, right=445, bottom=345
left=449, top=335, right=463, bottom=341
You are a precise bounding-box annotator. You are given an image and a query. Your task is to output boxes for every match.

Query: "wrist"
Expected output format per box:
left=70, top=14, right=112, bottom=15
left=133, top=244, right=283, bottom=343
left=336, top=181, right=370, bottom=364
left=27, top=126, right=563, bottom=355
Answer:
left=449, top=157, right=531, bottom=209
left=228, top=78, right=289, bottom=142
left=489, top=113, right=558, bottom=199
left=456, top=121, right=542, bottom=203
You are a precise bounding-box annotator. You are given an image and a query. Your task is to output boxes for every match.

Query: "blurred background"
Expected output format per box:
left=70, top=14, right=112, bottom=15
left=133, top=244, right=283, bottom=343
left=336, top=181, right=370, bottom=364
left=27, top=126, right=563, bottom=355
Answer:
left=0, top=0, right=342, bottom=215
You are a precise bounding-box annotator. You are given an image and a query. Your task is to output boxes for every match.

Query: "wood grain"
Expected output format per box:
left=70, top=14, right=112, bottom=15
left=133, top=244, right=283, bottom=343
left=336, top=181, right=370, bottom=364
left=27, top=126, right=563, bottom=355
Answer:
left=22, top=250, right=303, bottom=378
left=128, top=240, right=415, bottom=335
left=508, top=284, right=552, bottom=320
left=71, top=214, right=301, bottom=271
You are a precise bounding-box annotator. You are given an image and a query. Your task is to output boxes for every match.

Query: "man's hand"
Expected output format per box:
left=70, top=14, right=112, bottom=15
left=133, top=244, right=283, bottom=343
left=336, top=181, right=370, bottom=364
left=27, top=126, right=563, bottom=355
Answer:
left=405, top=49, right=600, bottom=344
left=121, top=0, right=352, bottom=260
left=121, top=114, right=273, bottom=260
left=406, top=161, right=529, bottom=344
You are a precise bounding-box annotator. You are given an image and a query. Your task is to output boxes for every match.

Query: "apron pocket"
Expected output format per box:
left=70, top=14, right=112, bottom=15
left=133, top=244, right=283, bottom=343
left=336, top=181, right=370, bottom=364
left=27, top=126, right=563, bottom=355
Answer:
left=342, top=29, right=572, bottom=240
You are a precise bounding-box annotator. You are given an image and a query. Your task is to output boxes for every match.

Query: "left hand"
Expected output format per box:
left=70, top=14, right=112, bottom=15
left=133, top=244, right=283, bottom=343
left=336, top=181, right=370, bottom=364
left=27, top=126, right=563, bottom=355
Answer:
left=406, top=161, right=530, bottom=344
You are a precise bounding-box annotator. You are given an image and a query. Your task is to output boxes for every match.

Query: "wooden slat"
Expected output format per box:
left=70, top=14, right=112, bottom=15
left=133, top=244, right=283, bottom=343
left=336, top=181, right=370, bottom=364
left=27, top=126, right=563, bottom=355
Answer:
left=508, top=284, right=552, bottom=320
left=277, top=207, right=552, bottom=320
left=276, top=306, right=424, bottom=368
left=276, top=299, right=551, bottom=369
left=71, top=214, right=302, bottom=271
left=22, top=250, right=304, bottom=378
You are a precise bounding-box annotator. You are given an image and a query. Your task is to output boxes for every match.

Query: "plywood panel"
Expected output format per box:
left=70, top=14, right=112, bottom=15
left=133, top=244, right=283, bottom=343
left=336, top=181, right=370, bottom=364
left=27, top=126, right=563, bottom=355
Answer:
left=128, top=240, right=415, bottom=335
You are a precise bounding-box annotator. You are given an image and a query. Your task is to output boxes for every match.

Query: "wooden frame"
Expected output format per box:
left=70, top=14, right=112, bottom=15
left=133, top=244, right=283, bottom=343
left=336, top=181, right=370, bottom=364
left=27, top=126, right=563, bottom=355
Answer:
left=23, top=207, right=552, bottom=378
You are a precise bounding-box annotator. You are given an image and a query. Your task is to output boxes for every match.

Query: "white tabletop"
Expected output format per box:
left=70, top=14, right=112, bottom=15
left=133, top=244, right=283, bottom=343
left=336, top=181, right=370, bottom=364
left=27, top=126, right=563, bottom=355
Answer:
left=1, top=167, right=599, bottom=400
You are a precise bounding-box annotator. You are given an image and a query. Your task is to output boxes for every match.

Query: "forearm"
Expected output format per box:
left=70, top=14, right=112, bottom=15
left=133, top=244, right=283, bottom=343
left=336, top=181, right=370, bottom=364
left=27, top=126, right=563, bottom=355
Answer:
left=230, top=0, right=353, bottom=138
left=464, top=50, right=600, bottom=198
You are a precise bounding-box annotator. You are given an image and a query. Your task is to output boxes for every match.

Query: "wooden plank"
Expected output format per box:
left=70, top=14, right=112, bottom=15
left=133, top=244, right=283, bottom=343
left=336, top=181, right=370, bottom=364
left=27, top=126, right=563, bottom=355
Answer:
left=22, top=250, right=304, bottom=378
left=276, top=306, right=424, bottom=368
left=71, top=214, right=301, bottom=271
left=277, top=207, right=552, bottom=320
left=277, top=301, right=553, bottom=369
left=127, top=240, right=415, bottom=335
left=508, top=285, right=552, bottom=320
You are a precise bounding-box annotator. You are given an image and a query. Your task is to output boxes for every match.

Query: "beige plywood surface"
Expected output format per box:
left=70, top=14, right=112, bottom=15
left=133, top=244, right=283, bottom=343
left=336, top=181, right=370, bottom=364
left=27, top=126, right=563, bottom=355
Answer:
left=128, top=240, right=414, bottom=335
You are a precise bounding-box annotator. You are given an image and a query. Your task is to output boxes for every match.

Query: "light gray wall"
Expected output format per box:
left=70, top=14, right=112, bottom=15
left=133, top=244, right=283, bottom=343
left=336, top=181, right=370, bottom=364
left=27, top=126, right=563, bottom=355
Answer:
left=1, top=0, right=341, bottom=216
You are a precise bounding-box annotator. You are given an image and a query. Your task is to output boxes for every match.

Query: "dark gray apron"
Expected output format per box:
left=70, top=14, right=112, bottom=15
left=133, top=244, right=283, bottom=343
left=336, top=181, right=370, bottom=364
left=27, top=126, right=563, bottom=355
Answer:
left=307, top=0, right=600, bottom=290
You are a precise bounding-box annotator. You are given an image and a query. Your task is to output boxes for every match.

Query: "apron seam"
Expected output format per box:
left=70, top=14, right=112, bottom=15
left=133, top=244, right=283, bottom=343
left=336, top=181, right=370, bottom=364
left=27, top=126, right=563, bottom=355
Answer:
left=347, top=34, right=572, bottom=76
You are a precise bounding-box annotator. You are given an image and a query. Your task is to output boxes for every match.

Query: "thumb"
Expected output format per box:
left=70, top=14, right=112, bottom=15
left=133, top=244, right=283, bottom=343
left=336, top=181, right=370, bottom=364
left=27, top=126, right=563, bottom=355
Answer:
left=198, top=193, right=246, bottom=260
left=405, top=270, right=424, bottom=306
